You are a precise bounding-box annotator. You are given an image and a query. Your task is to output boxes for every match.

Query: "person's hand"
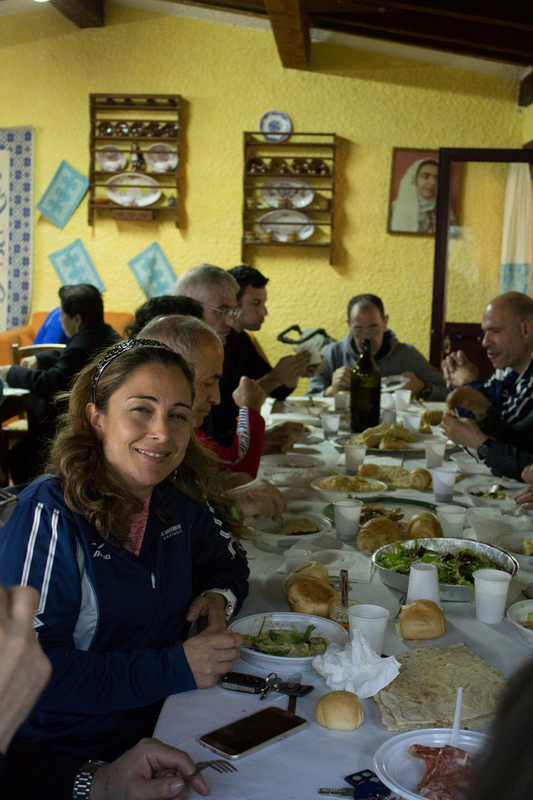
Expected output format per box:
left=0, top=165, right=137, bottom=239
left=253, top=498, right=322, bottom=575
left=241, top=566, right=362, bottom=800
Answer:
left=20, top=356, right=38, bottom=370
left=447, top=386, right=492, bottom=418
left=302, top=356, right=324, bottom=378
left=0, top=366, right=9, bottom=381
left=185, top=592, right=227, bottom=635
left=326, top=366, right=351, bottom=396
left=90, top=737, right=210, bottom=800
left=270, top=352, right=311, bottom=386
left=441, top=350, right=479, bottom=388
left=227, top=478, right=287, bottom=521
left=0, top=585, right=52, bottom=754
left=183, top=630, right=242, bottom=689
left=262, top=421, right=305, bottom=454
left=232, top=376, right=266, bottom=413
left=440, top=415, right=488, bottom=450
left=399, top=372, right=425, bottom=396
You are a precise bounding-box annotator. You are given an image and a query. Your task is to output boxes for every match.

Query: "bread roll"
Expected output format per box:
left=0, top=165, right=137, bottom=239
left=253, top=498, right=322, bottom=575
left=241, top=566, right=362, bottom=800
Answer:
left=358, top=463, right=381, bottom=479
left=362, top=421, right=388, bottom=438
left=419, top=421, right=432, bottom=434
left=284, top=577, right=339, bottom=617
left=405, top=511, right=443, bottom=539
left=364, top=434, right=383, bottom=448
left=356, top=516, right=402, bottom=552
left=422, top=409, right=443, bottom=426
left=399, top=599, right=447, bottom=640
left=315, top=690, right=364, bottom=730
left=379, top=437, right=406, bottom=450
left=410, top=468, right=432, bottom=490
left=387, top=424, right=417, bottom=443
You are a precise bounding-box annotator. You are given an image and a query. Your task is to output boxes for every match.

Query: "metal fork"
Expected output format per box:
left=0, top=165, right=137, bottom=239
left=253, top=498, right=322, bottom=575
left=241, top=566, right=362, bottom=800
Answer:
left=183, top=759, right=237, bottom=781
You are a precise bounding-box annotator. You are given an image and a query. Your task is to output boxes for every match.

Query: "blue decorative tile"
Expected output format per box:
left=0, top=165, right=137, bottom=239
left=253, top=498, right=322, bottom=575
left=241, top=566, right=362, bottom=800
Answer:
left=128, top=243, right=176, bottom=298
left=48, top=239, right=105, bottom=291
left=0, top=126, right=34, bottom=329
left=36, top=160, right=88, bottom=229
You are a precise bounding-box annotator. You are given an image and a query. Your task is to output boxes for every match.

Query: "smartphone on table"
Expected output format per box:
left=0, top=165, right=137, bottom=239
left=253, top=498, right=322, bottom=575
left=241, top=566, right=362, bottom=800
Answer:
left=199, top=706, right=308, bottom=760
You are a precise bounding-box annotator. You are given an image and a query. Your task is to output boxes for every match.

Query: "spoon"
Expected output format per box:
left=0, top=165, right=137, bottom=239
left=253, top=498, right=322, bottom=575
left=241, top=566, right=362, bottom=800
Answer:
left=450, top=686, right=463, bottom=746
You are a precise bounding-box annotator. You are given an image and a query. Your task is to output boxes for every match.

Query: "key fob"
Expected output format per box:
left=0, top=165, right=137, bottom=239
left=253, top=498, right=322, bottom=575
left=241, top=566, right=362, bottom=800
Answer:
left=344, top=770, right=391, bottom=798
left=274, top=680, right=314, bottom=697
left=219, top=672, right=267, bottom=693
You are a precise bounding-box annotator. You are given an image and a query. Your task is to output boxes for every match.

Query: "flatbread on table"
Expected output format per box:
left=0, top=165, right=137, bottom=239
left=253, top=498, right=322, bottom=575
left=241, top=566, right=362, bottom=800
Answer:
left=374, top=642, right=505, bottom=731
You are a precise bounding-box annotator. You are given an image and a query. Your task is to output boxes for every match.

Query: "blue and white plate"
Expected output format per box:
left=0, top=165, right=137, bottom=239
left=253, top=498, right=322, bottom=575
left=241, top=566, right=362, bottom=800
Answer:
left=258, top=110, right=292, bottom=142
left=256, top=210, right=314, bottom=242
left=260, top=178, right=313, bottom=209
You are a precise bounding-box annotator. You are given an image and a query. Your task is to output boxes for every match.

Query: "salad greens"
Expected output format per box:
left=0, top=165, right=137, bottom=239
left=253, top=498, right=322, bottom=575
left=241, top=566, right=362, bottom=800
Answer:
left=377, top=542, right=500, bottom=586
left=242, top=622, right=327, bottom=657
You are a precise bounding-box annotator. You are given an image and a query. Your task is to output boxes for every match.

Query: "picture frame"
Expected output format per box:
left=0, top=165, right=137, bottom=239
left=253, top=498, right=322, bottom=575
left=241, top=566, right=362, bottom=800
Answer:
left=387, top=147, right=461, bottom=236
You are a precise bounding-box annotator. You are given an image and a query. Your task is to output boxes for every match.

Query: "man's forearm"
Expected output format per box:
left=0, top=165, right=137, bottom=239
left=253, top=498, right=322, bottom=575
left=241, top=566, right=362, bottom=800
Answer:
left=257, top=370, right=295, bottom=394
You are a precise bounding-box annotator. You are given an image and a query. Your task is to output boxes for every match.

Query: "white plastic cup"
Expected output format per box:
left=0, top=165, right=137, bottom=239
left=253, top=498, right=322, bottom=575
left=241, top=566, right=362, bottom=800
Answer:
left=431, top=467, right=457, bottom=502
left=436, top=504, right=467, bottom=538
left=394, top=389, right=411, bottom=413
left=425, top=440, right=447, bottom=469
left=473, top=568, right=511, bottom=624
left=348, top=604, right=390, bottom=655
left=321, top=414, right=341, bottom=439
left=401, top=411, right=422, bottom=434
left=334, top=392, right=350, bottom=411
left=334, top=499, right=363, bottom=541
left=344, top=444, right=366, bottom=476
left=284, top=549, right=312, bottom=574
left=381, top=409, right=396, bottom=427
left=405, top=562, right=441, bottom=607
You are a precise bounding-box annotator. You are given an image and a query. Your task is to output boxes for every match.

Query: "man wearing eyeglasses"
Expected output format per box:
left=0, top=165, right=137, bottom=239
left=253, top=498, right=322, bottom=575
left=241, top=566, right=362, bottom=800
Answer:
left=308, top=294, right=447, bottom=400
left=173, top=264, right=241, bottom=344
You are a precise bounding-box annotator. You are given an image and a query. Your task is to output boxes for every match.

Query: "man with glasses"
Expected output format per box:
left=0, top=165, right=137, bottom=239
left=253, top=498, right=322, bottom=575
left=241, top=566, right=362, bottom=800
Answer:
left=308, top=293, right=447, bottom=400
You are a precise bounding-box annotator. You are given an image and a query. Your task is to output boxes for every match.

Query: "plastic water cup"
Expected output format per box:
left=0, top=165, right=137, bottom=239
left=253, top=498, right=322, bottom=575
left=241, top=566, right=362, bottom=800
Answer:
left=431, top=467, right=457, bottom=502
left=394, top=389, right=411, bottom=412
left=344, top=444, right=366, bottom=476
left=405, top=562, right=441, bottom=607
left=425, top=440, right=447, bottom=468
left=334, top=392, right=350, bottom=411
left=436, top=504, right=467, bottom=538
left=381, top=409, right=397, bottom=427
left=321, top=414, right=341, bottom=439
left=401, top=411, right=422, bottom=434
left=334, top=499, right=363, bottom=541
left=473, top=569, right=511, bottom=624
left=348, top=604, right=390, bottom=655
left=284, top=549, right=312, bottom=575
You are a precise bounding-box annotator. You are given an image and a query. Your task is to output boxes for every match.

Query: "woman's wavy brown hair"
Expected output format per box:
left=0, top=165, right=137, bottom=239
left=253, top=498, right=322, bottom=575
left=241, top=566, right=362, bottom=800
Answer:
left=47, top=344, right=249, bottom=546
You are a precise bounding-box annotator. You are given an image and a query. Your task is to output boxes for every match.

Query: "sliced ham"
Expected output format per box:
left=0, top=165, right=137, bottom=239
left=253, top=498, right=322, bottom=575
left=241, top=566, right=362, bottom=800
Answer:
left=408, top=743, right=472, bottom=800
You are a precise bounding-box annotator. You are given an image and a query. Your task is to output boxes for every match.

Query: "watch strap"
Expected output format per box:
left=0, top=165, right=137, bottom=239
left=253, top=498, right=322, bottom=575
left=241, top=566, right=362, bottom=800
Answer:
left=201, top=587, right=237, bottom=622
left=73, top=759, right=107, bottom=798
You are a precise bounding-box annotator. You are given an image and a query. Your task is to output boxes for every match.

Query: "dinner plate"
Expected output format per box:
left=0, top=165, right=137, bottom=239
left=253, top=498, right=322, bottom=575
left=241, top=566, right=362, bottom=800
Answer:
left=249, top=511, right=332, bottom=547
left=310, top=476, right=388, bottom=502
left=507, top=599, right=533, bottom=644
left=259, top=178, right=314, bottom=209
left=493, top=530, right=533, bottom=574
left=450, top=454, right=492, bottom=476
left=96, top=145, right=127, bottom=172
left=373, top=728, right=489, bottom=800
left=330, top=433, right=452, bottom=454
left=322, top=496, right=438, bottom=525
left=463, top=480, right=524, bottom=508
left=145, top=143, right=178, bottom=173
left=261, top=454, right=325, bottom=472
left=258, top=109, right=292, bottom=142
left=283, top=397, right=329, bottom=414
left=256, top=210, right=314, bottom=242
left=104, top=173, right=161, bottom=207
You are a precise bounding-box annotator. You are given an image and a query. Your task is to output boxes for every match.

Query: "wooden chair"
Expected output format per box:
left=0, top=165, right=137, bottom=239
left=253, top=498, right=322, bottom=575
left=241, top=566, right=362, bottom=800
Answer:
left=11, top=343, right=67, bottom=366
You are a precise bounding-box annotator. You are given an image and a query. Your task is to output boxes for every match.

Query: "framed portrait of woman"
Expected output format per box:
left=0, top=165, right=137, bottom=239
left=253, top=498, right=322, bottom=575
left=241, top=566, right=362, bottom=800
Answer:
left=387, top=147, right=460, bottom=236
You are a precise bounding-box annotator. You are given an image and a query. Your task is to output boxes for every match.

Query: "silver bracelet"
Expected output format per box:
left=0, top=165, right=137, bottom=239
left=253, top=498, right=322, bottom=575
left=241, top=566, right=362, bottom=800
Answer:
left=73, top=759, right=107, bottom=799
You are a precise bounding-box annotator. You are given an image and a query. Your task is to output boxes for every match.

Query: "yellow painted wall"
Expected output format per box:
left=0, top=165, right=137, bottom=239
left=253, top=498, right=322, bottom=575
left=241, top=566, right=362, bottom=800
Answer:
left=0, top=3, right=525, bottom=386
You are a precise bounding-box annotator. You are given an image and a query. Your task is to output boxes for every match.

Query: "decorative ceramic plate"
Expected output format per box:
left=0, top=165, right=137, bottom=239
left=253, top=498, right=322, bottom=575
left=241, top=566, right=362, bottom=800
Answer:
left=260, top=178, right=314, bottom=209
left=258, top=109, right=292, bottom=142
left=145, top=143, right=178, bottom=173
left=96, top=145, right=127, bottom=172
left=256, top=210, right=314, bottom=242
left=104, top=173, right=161, bottom=207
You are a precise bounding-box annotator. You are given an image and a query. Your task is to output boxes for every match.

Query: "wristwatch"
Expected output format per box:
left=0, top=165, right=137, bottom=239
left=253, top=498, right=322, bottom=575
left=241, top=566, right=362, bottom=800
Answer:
left=201, top=588, right=237, bottom=622
left=418, top=381, right=433, bottom=401
left=477, top=438, right=494, bottom=460
left=73, top=759, right=107, bottom=798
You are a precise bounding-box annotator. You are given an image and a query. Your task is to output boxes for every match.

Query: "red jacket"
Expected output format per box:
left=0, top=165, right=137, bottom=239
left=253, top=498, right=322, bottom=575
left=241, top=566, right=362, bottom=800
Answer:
left=196, top=407, right=265, bottom=478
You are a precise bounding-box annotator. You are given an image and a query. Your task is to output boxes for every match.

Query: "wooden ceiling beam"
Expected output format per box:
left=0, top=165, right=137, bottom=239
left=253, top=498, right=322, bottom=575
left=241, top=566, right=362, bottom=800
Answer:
left=50, top=0, right=104, bottom=28
left=264, top=0, right=310, bottom=70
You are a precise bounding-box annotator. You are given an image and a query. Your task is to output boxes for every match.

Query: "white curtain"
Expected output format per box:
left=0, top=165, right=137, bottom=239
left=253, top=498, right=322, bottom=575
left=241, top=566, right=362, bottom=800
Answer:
left=498, top=163, right=533, bottom=295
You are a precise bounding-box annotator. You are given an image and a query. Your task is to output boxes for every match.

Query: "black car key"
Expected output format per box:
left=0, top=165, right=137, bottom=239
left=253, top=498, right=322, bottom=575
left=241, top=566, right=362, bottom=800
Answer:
left=344, top=770, right=391, bottom=798
left=219, top=671, right=267, bottom=694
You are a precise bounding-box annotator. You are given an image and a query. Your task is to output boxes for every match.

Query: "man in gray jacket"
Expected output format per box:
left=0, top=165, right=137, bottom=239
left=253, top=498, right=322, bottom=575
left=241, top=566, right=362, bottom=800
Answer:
left=308, top=293, right=447, bottom=401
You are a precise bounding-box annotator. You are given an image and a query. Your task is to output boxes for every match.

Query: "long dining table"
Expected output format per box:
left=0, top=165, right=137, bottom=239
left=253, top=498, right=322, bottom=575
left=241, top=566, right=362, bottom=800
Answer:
left=154, top=397, right=533, bottom=800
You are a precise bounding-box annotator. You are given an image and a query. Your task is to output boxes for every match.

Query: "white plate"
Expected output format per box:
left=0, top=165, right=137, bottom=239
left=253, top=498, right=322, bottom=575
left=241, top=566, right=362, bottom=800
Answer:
left=260, top=178, right=314, bottom=209
left=258, top=109, right=292, bottom=142
left=96, top=145, right=127, bottom=172
left=330, top=433, right=451, bottom=455
left=145, top=143, right=178, bottom=173
left=229, top=612, right=347, bottom=672
left=493, top=530, right=533, bottom=574
left=104, top=173, right=161, bottom=207
left=451, top=454, right=492, bottom=476
left=310, top=476, right=388, bottom=502
left=261, top=454, right=324, bottom=473
left=256, top=210, right=314, bottom=242
left=464, top=481, right=524, bottom=507
left=507, top=599, right=533, bottom=644
left=373, top=728, right=489, bottom=800
left=250, top=511, right=332, bottom=547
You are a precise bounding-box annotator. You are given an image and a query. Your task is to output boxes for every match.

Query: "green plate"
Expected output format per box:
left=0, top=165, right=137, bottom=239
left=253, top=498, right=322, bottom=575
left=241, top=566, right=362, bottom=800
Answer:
left=323, top=495, right=437, bottom=525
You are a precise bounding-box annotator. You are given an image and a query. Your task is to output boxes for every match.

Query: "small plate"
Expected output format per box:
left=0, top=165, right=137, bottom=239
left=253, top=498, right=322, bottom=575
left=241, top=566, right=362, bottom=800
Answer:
left=493, top=530, right=533, bottom=574
left=260, top=178, right=314, bottom=209
left=507, top=599, right=533, bottom=644
left=96, top=145, right=127, bottom=172
left=322, top=496, right=437, bottom=525
left=250, top=511, right=332, bottom=547
left=145, top=143, right=178, bottom=173
left=258, top=109, right=292, bottom=142
left=261, top=454, right=325, bottom=472
left=256, top=210, right=314, bottom=243
left=310, top=476, right=388, bottom=502
left=104, top=173, right=161, bottom=207
left=464, top=481, right=524, bottom=507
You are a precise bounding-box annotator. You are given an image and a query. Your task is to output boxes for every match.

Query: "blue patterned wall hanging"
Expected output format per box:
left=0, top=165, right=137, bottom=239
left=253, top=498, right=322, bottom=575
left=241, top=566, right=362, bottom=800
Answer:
left=36, top=160, right=89, bottom=229
left=0, top=126, right=34, bottom=330
left=48, top=239, right=105, bottom=291
left=128, top=243, right=176, bottom=298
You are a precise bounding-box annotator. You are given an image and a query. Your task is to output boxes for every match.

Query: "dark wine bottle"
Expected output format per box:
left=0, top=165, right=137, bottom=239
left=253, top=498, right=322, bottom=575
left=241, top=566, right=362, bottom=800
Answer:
left=350, top=338, right=381, bottom=433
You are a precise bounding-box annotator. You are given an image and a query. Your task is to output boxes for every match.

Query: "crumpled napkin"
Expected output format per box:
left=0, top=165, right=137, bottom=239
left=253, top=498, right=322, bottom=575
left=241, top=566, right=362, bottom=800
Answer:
left=465, top=507, right=533, bottom=543
left=312, top=629, right=400, bottom=698
left=275, top=547, right=373, bottom=582
left=294, top=339, right=322, bottom=365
